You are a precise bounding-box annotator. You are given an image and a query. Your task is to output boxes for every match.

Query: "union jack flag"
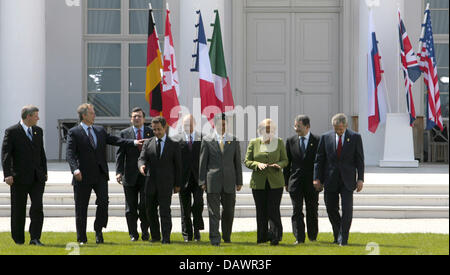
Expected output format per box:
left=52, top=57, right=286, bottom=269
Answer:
left=418, top=7, right=444, bottom=131
left=398, top=9, right=421, bottom=127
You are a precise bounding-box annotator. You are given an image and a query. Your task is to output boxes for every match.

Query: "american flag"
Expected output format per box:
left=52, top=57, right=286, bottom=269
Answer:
left=418, top=7, right=444, bottom=131
left=398, top=9, right=421, bottom=127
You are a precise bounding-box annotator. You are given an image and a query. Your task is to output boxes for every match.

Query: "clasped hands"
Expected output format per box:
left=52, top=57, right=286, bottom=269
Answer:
left=257, top=163, right=282, bottom=171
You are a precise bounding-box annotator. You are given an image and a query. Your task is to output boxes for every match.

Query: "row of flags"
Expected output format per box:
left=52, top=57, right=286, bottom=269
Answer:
left=145, top=6, right=234, bottom=128
left=368, top=5, right=443, bottom=134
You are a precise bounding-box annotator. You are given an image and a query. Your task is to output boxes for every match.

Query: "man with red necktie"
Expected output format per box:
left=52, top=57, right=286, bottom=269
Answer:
left=116, top=107, right=154, bottom=242
left=313, top=113, right=365, bottom=246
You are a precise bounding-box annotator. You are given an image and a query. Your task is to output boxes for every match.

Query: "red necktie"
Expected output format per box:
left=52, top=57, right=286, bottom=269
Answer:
left=137, top=129, right=143, bottom=151
left=337, top=135, right=342, bottom=158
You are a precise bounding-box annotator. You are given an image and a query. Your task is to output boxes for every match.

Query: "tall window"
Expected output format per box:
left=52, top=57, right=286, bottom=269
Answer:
left=84, top=0, right=165, bottom=118
left=425, top=0, right=449, bottom=119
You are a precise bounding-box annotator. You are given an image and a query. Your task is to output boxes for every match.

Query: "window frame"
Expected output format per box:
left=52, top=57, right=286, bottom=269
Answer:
left=82, top=0, right=165, bottom=119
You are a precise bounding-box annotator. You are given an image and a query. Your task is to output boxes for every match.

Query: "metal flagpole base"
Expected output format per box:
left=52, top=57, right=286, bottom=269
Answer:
left=379, top=113, right=419, bottom=168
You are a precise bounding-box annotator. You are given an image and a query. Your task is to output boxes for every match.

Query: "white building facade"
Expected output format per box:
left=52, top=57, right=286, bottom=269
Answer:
left=0, top=0, right=448, bottom=165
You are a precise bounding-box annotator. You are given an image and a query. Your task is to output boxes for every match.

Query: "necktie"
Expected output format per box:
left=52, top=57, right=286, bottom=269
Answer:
left=157, top=139, right=161, bottom=159
left=300, top=136, right=306, bottom=155
left=137, top=129, right=143, bottom=151
left=87, top=127, right=96, bottom=149
left=219, top=139, right=224, bottom=153
left=27, top=128, right=33, bottom=141
left=188, top=135, right=193, bottom=151
left=337, top=135, right=343, bottom=158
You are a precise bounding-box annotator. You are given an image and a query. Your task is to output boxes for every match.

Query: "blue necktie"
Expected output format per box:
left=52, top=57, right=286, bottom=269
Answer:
left=27, top=128, right=33, bottom=141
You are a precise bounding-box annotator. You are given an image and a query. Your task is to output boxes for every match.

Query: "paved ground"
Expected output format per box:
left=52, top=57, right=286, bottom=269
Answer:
left=0, top=217, right=448, bottom=234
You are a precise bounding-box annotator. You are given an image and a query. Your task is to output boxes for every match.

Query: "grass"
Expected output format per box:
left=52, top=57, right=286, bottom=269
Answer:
left=0, top=232, right=448, bottom=255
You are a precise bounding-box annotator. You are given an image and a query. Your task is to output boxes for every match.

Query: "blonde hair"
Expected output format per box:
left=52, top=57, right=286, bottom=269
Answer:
left=258, top=119, right=277, bottom=136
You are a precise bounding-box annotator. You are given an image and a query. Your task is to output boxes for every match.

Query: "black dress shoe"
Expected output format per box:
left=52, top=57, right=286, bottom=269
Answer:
left=150, top=238, right=161, bottom=243
left=162, top=239, right=171, bottom=244
left=293, top=241, right=304, bottom=245
left=211, top=242, right=220, bottom=247
left=29, top=239, right=44, bottom=246
left=194, top=230, right=201, bottom=241
left=270, top=240, right=279, bottom=246
left=130, top=236, right=138, bottom=242
left=96, top=232, right=104, bottom=244
left=141, top=232, right=150, bottom=241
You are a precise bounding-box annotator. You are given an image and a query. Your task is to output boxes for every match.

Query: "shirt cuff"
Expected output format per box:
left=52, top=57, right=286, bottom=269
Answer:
left=74, top=169, right=80, bottom=175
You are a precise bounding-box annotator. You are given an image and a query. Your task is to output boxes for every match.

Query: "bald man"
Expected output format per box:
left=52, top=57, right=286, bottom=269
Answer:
left=172, top=115, right=204, bottom=242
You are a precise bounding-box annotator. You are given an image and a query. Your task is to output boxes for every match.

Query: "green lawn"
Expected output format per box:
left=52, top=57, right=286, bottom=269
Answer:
left=0, top=232, right=448, bottom=255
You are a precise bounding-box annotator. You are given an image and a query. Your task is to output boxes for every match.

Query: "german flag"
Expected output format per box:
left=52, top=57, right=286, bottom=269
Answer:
left=146, top=7, right=163, bottom=117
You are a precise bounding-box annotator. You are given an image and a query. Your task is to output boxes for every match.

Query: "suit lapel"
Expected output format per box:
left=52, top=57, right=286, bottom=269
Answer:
left=341, top=130, right=350, bottom=158
left=79, top=125, right=95, bottom=150
left=292, top=137, right=302, bottom=160
left=17, top=123, right=33, bottom=147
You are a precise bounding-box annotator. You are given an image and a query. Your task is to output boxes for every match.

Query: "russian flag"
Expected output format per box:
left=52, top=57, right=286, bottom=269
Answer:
left=368, top=10, right=388, bottom=134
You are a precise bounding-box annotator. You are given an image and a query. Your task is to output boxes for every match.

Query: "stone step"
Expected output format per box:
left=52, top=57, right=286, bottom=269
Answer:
left=0, top=182, right=448, bottom=195
left=0, top=193, right=448, bottom=207
left=0, top=204, right=447, bottom=219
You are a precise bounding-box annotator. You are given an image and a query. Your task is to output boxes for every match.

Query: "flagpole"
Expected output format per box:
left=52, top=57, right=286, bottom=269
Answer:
left=396, top=3, right=401, bottom=113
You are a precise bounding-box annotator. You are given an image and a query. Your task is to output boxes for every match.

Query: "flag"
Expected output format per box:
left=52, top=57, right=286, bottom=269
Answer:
left=368, top=10, right=388, bottom=134
left=145, top=7, right=163, bottom=117
left=191, top=11, right=218, bottom=123
left=398, top=9, right=421, bottom=126
left=162, top=7, right=181, bottom=127
left=418, top=7, right=444, bottom=131
left=209, top=10, right=235, bottom=113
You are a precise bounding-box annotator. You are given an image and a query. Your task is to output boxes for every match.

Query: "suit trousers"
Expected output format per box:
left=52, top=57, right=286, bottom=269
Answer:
left=289, top=186, right=319, bottom=242
left=207, top=191, right=236, bottom=245
left=179, top=173, right=204, bottom=240
left=123, top=175, right=148, bottom=238
left=145, top=188, right=172, bottom=242
left=251, top=181, right=283, bottom=243
left=73, top=178, right=109, bottom=242
left=10, top=177, right=45, bottom=244
left=324, top=176, right=353, bottom=244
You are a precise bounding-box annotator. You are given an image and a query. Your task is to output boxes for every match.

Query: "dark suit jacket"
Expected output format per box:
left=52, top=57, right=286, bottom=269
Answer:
left=66, top=124, right=136, bottom=185
left=1, top=123, right=47, bottom=185
left=115, top=126, right=154, bottom=186
left=137, top=136, right=182, bottom=196
left=172, top=132, right=202, bottom=190
left=284, top=133, right=319, bottom=193
left=313, top=129, right=364, bottom=192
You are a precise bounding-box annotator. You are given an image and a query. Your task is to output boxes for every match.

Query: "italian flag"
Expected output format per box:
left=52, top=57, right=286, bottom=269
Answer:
left=209, top=10, right=235, bottom=114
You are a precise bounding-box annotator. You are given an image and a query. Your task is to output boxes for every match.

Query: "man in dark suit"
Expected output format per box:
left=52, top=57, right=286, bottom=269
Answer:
left=199, top=113, right=243, bottom=246
left=172, top=115, right=204, bottom=242
left=313, top=113, right=364, bottom=246
left=284, top=115, right=320, bottom=244
left=116, top=107, right=154, bottom=242
left=66, top=103, right=144, bottom=245
left=1, top=105, right=47, bottom=246
left=138, top=116, right=182, bottom=244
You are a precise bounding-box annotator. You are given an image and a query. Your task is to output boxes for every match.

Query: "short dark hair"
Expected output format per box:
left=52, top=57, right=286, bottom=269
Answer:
left=151, top=116, right=167, bottom=127
left=131, top=107, right=145, bottom=118
left=295, top=115, right=310, bottom=127
left=21, top=105, right=39, bottom=120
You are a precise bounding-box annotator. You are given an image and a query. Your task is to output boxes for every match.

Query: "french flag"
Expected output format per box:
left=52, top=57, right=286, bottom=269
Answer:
left=368, top=10, right=388, bottom=134
left=191, top=11, right=220, bottom=123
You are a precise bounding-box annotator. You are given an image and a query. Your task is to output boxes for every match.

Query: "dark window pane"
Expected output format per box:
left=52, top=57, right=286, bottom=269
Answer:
left=440, top=94, right=449, bottom=118
left=130, top=10, right=163, bottom=35
left=129, top=68, right=146, bottom=92
left=129, top=43, right=147, bottom=67
left=430, top=10, right=449, bottom=34
left=130, top=0, right=163, bottom=10
left=88, top=93, right=121, bottom=117
left=129, top=93, right=150, bottom=115
left=428, top=0, right=449, bottom=9
left=88, top=43, right=121, bottom=67
left=88, top=0, right=120, bottom=9
left=435, top=44, right=449, bottom=68
left=88, top=10, right=121, bottom=34
left=88, top=69, right=121, bottom=92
